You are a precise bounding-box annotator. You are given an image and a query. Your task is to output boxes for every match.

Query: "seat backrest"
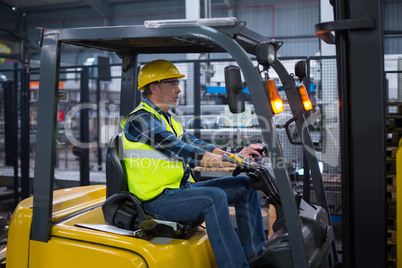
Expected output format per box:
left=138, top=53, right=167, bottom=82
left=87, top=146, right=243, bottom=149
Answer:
left=104, top=133, right=196, bottom=236
left=106, top=133, right=127, bottom=198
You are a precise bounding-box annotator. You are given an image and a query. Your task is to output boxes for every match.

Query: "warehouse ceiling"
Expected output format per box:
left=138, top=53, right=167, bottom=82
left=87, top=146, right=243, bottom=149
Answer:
left=0, top=0, right=231, bottom=17
left=2, top=0, right=82, bottom=9
left=0, top=0, right=146, bottom=17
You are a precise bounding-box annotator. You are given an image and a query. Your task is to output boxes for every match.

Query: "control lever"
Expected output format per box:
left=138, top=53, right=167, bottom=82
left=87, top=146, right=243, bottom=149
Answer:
left=256, top=142, right=267, bottom=155
left=223, top=154, right=281, bottom=207
left=253, top=142, right=267, bottom=163
left=221, top=154, right=242, bottom=164
left=222, top=154, right=251, bottom=176
left=222, top=154, right=259, bottom=175
left=222, top=154, right=259, bottom=168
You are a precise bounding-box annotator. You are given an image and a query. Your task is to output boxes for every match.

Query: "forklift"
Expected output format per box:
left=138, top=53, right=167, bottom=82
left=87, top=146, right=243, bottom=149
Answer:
left=5, top=18, right=338, bottom=267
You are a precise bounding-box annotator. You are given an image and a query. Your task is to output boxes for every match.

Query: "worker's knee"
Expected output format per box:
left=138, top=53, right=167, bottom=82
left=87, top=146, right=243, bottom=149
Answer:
left=235, top=175, right=252, bottom=188
left=202, top=187, right=227, bottom=207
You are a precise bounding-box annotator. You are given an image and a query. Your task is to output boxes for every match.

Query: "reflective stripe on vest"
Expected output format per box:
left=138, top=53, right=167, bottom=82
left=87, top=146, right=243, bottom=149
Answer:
left=120, top=101, right=186, bottom=201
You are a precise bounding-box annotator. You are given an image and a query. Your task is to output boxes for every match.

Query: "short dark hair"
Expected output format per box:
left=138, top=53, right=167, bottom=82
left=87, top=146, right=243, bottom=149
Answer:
left=142, top=84, right=152, bottom=98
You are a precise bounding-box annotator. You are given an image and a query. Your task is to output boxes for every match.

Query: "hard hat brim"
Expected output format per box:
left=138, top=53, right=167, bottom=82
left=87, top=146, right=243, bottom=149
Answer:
left=138, top=74, right=185, bottom=90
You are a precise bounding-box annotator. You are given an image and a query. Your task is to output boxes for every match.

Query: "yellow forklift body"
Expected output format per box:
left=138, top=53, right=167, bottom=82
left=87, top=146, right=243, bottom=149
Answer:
left=6, top=194, right=33, bottom=268
left=7, top=185, right=216, bottom=268
left=397, top=139, right=402, bottom=266
left=29, top=238, right=147, bottom=267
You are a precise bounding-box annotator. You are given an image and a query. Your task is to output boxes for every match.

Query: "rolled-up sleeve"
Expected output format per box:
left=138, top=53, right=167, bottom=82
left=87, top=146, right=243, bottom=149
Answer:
left=124, top=110, right=208, bottom=168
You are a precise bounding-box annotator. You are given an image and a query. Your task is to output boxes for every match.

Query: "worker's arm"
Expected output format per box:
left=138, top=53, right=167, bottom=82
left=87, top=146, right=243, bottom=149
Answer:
left=212, top=144, right=265, bottom=161
left=211, top=148, right=231, bottom=156
left=181, top=131, right=216, bottom=152
left=125, top=111, right=208, bottom=168
left=126, top=110, right=264, bottom=167
left=201, top=143, right=264, bottom=168
left=182, top=130, right=265, bottom=161
left=237, top=143, right=265, bottom=160
left=199, top=151, right=235, bottom=168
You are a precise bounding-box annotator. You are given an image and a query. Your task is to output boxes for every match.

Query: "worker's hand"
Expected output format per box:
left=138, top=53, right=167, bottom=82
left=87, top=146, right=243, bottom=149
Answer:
left=237, top=143, right=266, bottom=161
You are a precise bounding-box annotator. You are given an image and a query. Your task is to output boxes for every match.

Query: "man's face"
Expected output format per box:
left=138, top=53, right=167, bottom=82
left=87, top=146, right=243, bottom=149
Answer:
left=153, top=78, right=181, bottom=110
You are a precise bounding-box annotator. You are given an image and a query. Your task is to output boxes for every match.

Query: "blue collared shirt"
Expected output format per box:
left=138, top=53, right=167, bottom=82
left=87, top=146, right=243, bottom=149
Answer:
left=123, top=98, right=216, bottom=168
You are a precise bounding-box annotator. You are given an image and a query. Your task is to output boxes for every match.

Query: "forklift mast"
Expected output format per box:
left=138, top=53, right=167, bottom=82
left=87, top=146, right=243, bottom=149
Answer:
left=315, top=0, right=386, bottom=267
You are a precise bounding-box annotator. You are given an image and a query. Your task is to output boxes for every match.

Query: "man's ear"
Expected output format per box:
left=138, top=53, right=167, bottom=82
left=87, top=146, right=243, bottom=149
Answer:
left=149, top=83, right=159, bottom=95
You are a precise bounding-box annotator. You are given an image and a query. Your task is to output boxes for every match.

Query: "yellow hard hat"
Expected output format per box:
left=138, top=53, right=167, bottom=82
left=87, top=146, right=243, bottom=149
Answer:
left=137, top=59, right=185, bottom=90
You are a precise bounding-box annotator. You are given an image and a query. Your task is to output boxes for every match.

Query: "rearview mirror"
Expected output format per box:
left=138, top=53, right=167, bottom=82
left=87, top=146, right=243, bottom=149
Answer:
left=295, top=60, right=307, bottom=80
left=224, top=65, right=245, bottom=114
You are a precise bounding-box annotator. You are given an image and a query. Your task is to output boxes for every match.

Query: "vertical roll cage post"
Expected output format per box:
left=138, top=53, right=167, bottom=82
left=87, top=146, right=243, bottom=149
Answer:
left=271, top=60, right=330, bottom=213
left=201, top=28, right=309, bottom=267
left=32, top=21, right=310, bottom=267
left=271, top=60, right=339, bottom=263
left=31, top=29, right=61, bottom=242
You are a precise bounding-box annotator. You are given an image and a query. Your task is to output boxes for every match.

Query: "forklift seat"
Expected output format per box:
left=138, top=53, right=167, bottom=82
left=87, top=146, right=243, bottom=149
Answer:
left=103, top=133, right=192, bottom=236
left=105, top=133, right=127, bottom=198
left=103, top=133, right=147, bottom=230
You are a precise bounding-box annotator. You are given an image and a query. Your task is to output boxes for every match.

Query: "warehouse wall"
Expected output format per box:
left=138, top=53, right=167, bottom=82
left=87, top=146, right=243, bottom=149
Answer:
left=212, top=1, right=320, bottom=57
left=384, top=0, right=402, bottom=54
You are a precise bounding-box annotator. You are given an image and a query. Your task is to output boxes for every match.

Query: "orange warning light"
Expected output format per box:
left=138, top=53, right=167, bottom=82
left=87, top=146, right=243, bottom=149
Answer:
left=265, top=79, right=285, bottom=114
left=298, top=85, right=313, bottom=111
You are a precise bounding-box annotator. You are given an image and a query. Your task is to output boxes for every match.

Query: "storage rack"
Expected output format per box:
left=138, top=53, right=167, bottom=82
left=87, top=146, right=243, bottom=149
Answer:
left=385, top=102, right=400, bottom=267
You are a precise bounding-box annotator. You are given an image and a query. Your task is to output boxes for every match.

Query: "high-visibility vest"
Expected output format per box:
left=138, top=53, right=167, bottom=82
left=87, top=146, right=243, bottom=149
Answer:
left=120, top=101, right=187, bottom=201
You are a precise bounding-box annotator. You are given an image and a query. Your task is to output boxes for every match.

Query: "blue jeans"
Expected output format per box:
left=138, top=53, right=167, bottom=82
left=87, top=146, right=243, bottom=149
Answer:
left=143, top=175, right=266, bottom=268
